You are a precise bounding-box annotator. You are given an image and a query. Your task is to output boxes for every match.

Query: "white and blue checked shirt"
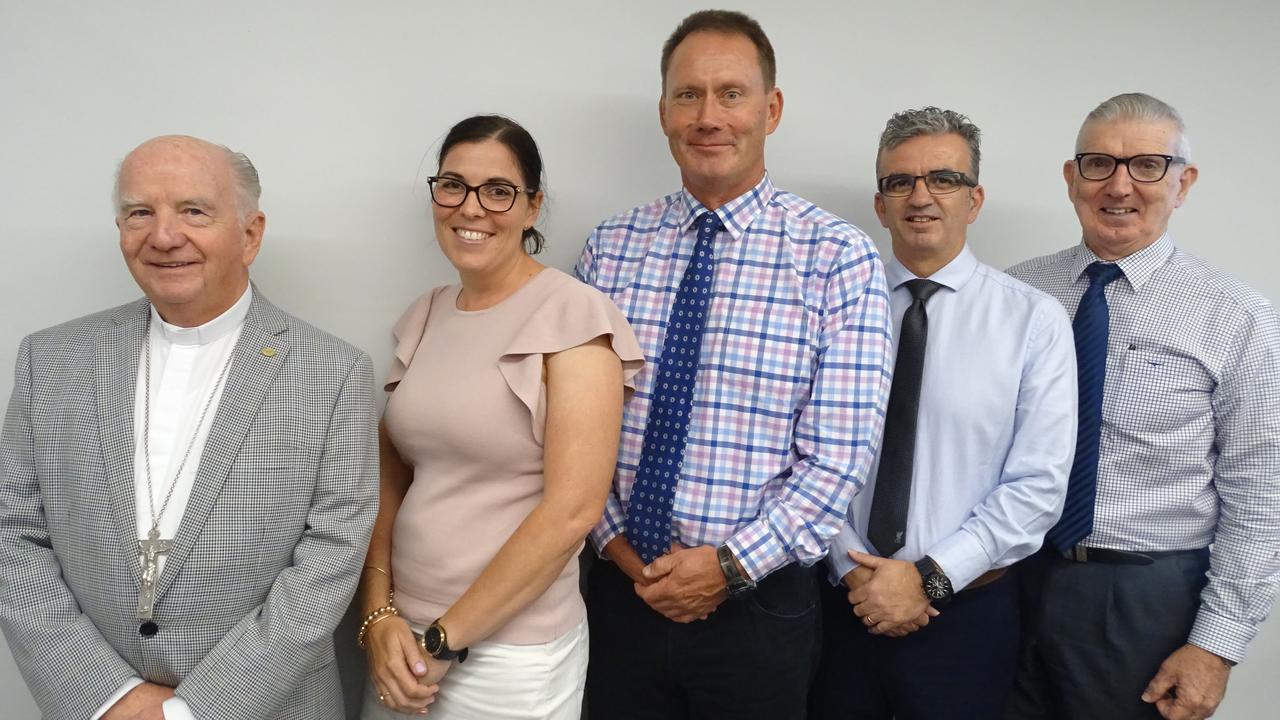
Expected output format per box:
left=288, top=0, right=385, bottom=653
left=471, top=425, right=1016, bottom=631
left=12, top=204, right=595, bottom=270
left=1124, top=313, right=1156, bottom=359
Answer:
left=576, top=174, right=893, bottom=581
left=1008, top=235, right=1280, bottom=663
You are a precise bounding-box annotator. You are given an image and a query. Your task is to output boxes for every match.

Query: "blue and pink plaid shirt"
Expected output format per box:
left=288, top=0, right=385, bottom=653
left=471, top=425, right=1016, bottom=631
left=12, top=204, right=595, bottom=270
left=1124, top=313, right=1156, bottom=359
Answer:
left=576, top=174, right=893, bottom=581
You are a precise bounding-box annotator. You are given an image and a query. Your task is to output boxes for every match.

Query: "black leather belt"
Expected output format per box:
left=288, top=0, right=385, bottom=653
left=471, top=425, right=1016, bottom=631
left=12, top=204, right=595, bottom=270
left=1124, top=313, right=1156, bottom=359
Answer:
left=1061, top=546, right=1203, bottom=565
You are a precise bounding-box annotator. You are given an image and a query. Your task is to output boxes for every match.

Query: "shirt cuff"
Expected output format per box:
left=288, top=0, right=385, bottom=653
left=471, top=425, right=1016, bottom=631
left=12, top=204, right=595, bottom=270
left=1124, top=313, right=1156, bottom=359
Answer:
left=92, top=677, right=144, bottom=720
left=825, top=523, right=869, bottom=586
left=726, top=519, right=789, bottom=582
left=926, top=530, right=994, bottom=592
left=588, top=494, right=625, bottom=555
left=1188, top=608, right=1257, bottom=665
left=163, top=696, right=196, bottom=720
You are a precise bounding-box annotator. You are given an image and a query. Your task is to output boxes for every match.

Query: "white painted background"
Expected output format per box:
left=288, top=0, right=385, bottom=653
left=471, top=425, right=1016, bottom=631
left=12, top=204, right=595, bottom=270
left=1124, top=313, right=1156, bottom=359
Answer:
left=2, top=1, right=1276, bottom=717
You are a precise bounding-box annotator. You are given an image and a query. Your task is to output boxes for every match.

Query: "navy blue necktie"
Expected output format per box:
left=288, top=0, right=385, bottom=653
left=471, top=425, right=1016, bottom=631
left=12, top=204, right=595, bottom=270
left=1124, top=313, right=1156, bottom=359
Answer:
left=1046, top=261, right=1125, bottom=553
left=867, top=278, right=943, bottom=557
left=626, top=212, right=722, bottom=564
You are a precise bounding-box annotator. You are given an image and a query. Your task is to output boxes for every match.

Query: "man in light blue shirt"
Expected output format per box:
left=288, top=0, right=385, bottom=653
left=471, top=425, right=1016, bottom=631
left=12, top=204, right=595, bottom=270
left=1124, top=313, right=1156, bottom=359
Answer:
left=809, top=107, right=1077, bottom=720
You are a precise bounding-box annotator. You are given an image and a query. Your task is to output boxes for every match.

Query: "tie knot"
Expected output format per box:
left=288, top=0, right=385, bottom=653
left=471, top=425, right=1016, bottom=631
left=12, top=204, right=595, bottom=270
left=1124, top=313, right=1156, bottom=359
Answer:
left=1084, top=261, right=1124, bottom=287
left=903, top=278, right=943, bottom=303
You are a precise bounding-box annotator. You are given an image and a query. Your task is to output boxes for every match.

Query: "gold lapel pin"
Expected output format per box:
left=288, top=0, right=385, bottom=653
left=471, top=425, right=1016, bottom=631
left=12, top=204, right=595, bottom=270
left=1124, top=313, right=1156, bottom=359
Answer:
left=261, top=347, right=277, bottom=357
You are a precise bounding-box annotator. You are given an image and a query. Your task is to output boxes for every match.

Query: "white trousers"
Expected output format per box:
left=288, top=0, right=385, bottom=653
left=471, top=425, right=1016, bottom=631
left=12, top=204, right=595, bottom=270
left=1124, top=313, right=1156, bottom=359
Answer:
left=362, top=617, right=588, bottom=720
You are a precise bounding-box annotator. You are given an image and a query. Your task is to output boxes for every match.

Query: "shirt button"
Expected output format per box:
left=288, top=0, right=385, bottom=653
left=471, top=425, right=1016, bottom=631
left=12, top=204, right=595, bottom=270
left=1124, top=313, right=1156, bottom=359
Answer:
left=140, top=621, right=158, bottom=637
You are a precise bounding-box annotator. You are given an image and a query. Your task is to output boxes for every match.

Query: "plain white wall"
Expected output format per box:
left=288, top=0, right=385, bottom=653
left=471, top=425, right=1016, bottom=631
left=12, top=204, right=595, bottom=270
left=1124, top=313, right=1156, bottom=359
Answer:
left=2, top=1, right=1277, bottom=717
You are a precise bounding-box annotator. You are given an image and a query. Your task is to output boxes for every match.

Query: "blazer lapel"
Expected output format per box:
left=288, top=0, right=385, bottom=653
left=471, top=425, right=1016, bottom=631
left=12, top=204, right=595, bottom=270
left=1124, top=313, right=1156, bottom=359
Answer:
left=155, top=289, right=290, bottom=599
left=95, top=300, right=149, bottom=585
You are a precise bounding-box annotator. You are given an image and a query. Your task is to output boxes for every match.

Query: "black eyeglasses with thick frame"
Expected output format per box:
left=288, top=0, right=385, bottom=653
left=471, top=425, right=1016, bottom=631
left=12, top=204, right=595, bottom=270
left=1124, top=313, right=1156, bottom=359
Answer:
left=877, top=170, right=978, bottom=198
left=426, top=175, right=536, bottom=213
left=1073, top=153, right=1188, bottom=183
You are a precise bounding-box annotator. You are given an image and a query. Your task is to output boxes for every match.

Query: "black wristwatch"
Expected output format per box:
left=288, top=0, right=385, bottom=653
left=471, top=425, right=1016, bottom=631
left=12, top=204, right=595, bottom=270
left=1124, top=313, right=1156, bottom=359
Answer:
left=423, top=619, right=469, bottom=663
left=914, top=556, right=954, bottom=605
left=717, top=544, right=757, bottom=598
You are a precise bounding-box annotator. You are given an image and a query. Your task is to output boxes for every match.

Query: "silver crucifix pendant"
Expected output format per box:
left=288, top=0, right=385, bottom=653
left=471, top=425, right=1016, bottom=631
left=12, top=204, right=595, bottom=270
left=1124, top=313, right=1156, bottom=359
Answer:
left=137, top=527, right=172, bottom=620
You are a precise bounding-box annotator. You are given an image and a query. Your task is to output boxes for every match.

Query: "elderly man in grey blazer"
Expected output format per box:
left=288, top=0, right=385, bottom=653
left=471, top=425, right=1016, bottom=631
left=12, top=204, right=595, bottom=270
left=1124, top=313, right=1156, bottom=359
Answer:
left=0, top=135, right=378, bottom=719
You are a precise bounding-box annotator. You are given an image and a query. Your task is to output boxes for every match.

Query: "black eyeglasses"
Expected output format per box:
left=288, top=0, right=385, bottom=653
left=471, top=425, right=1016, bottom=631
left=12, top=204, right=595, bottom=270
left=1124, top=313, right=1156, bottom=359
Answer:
left=877, top=170, right=977, bottom=197
left=1074, top=153, right=1187, bottom=183
left=427, top=176, right=534, bottom=213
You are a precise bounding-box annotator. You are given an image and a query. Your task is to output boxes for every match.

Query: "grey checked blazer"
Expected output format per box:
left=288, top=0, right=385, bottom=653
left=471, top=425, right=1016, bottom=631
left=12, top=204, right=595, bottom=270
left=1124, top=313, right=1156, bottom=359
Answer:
left=0, top=290, right=379, bottom=719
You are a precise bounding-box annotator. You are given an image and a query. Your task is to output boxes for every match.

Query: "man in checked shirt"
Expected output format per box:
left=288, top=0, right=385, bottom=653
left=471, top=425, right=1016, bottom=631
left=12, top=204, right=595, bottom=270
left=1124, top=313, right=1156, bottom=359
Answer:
left=574, top=9, right=892, bottom=720
left=1007, top=92, right=1280, bottom=720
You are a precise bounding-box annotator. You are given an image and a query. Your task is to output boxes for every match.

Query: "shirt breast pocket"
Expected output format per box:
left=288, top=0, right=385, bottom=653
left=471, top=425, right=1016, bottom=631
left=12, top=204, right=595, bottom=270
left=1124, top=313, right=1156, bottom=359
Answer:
left=1109, top=348, right=1214, bottom=436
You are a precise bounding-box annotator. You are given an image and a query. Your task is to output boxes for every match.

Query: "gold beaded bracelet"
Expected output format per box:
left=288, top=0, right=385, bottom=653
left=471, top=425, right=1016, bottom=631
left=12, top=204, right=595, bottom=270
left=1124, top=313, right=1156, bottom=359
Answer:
left=357, top=605, right=400, bottom=648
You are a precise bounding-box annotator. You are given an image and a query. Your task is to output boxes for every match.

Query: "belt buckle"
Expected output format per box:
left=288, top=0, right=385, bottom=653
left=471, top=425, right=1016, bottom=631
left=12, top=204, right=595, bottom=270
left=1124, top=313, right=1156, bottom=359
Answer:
left=1071, top=546, right=1089, bottom=562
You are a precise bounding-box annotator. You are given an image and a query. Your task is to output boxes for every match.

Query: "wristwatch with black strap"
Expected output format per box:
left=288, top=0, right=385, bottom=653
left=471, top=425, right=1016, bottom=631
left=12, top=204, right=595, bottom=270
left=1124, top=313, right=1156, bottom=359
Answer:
left=914, top=555, right=954, bottom=605
left=717, top=544, right=757, bottom=598
left=422, top=618, right=469, bottom=663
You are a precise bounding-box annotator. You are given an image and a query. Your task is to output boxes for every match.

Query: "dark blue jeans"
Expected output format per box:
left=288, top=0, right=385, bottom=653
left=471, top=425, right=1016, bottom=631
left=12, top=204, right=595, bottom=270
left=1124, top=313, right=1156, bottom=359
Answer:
left=585, top=557, right=820, bottom=720
left=809, top=566, right=1019, bottom=720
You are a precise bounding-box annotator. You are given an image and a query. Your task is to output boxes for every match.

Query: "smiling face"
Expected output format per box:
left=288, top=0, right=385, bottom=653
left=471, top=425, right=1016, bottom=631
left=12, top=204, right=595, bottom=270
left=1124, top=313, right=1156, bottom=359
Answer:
left=1067, top=118, right=1197, bottom=260
left=659, top=30, right=782, bottom=209
left=116, top=136, right=264, bottom=327
left=874, top=132, right=984, bottom=277
left=432, top=138, right=541, bottom=280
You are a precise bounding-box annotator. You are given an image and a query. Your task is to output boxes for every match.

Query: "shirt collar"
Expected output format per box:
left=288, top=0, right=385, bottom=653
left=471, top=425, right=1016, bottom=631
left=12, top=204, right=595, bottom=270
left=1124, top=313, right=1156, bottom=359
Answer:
left=151, top=285, right=253, bottom=347
left=1068, top=233, right=1173, bottom=290
left=885, top=244, right=978, bottom=293
left=675, top=173, right=776, bottom=242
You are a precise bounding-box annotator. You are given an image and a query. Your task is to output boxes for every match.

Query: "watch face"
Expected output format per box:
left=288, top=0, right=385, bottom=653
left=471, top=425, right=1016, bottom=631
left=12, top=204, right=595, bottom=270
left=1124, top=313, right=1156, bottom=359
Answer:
left=424, top=626, right=444, bottom=654
left=924, top=573, right=952, bottom=600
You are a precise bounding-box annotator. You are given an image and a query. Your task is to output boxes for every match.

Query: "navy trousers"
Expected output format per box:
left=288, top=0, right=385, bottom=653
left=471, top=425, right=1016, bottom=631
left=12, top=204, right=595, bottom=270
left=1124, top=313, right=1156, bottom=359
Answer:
left=1006, top=547, right=1210, bottom=720
left=809, top=566, right=1020, bottom=720
left=585, top=557, right=820, bottom=720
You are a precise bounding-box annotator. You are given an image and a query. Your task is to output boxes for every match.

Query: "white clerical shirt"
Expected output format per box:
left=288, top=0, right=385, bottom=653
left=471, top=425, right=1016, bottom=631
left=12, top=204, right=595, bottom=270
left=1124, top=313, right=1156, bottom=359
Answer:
left=93, top=286, right=251, bottom=720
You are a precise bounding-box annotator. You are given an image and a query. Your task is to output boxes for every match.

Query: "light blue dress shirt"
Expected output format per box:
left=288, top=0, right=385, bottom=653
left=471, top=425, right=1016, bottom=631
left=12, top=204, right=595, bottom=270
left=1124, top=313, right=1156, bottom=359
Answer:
left=828, top=245, right=1077, bottom=591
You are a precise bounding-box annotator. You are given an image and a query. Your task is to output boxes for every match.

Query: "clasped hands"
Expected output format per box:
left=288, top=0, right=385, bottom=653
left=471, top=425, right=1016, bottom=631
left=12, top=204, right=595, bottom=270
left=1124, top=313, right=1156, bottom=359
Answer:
left=365, top=616, right=448, bottom=715
left=844, top=550, right=939, bottom=637
left=632, top=542, right=728, bottom=623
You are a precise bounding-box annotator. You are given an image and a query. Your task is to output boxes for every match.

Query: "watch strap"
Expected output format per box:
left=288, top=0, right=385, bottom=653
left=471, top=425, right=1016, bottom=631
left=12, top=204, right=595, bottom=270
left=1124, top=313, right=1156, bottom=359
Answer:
left=717, top=544, right=756, bottom=597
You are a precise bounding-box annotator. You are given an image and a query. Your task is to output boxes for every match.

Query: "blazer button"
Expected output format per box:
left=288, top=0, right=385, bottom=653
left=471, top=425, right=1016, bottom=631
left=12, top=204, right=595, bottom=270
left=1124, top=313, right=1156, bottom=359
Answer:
left=139, top=621, right=158, bottom=637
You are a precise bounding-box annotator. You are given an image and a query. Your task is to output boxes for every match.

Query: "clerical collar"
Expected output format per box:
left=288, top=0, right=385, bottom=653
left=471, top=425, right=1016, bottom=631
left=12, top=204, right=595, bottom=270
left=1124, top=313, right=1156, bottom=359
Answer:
left=150, top=286, right=253, bottom=347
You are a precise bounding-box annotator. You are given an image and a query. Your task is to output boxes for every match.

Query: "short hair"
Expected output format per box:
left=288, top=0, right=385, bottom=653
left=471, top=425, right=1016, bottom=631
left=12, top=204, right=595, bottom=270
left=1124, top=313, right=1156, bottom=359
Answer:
left=112, top=140, right=261, bottom=220
left=877, top=106, right=982, bottom=180
left=223, top=147, right=262, bottom=216
left=1076, top=92, right=1191, bottom=159
left=660, top=9, right=776, bottom=90
left=437, top=114, right=546, bottom=255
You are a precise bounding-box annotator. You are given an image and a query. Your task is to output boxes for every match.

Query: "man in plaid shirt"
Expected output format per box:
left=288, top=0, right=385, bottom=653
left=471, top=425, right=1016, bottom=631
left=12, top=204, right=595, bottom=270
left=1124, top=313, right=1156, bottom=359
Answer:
left=577, top=10, right=892, bottom=720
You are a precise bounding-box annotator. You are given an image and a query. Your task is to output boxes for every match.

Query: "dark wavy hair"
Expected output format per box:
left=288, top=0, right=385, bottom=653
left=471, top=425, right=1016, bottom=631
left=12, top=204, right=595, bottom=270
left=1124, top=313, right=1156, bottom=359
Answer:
left=437, top=115, right=546, bottom=255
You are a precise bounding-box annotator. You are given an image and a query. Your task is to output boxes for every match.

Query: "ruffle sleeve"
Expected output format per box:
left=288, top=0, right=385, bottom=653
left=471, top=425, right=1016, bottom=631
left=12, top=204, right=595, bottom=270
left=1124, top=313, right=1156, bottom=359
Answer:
left=385, top=286, right=450, bottom=392
left=498, top=279, right=644, bottom=445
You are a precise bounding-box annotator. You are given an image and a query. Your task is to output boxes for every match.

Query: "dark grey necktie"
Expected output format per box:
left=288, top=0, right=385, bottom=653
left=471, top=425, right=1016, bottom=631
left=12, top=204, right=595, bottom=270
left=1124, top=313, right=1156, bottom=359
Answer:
left=868, top=278, right=943, bottom=557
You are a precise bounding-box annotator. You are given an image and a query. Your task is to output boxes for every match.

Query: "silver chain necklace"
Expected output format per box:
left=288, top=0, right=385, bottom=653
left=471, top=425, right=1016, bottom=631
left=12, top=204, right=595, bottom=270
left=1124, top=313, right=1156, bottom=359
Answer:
left=135, top=319, right=237, bottom=619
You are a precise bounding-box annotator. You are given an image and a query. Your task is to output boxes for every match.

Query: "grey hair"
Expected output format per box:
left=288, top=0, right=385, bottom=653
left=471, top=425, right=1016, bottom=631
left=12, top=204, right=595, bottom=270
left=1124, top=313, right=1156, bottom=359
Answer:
left=113, top=140, right=262, bottom=219
left=877, top=106, right=982, bottom=180
left=1077, top=92, right=1192, bottom=159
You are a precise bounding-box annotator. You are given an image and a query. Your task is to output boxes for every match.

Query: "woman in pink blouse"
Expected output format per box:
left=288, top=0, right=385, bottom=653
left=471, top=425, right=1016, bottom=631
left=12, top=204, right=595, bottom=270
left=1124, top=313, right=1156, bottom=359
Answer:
left=357, top=115, right=642, bottom=719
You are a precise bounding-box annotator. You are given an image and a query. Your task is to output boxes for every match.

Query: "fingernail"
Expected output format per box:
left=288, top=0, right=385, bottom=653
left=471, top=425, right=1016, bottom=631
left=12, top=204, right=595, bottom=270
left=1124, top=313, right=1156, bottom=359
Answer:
left=414, top=661, right=426, bottom=674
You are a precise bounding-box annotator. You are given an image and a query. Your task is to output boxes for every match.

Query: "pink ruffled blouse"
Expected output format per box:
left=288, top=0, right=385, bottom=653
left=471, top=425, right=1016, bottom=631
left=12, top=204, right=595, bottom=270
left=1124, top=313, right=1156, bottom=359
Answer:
left=384, top=269, right=643, bottom=644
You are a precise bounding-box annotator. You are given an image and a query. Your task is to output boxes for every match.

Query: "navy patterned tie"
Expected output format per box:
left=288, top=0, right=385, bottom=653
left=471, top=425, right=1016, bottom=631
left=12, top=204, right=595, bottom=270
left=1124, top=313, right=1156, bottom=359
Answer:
left=626, top=212, right=722, bottom=564
left=867, top=278, right=942, bottom=557
left=1046, top=261, right=1124, bottom=552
